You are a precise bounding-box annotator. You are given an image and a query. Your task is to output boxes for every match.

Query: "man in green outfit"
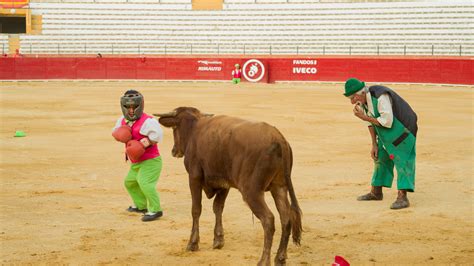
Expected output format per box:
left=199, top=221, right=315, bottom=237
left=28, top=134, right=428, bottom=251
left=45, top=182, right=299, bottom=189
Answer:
left=343, top=78, right=418, bottom=209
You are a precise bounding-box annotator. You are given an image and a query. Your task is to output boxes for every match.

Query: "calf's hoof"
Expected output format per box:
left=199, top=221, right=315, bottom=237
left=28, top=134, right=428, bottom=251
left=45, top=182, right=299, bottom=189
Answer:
left=274, top=256, right=286, bottom=266
left=213, top=237, right=225, bottom=249
left=186, top=242, right=199, bottom=252
left=257, top=258, right=271, bottom=266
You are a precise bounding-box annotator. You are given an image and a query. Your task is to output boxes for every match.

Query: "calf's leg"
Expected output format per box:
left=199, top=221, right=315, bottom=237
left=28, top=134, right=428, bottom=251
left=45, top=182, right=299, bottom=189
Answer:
left=187, top=177, right=203, bottom=251
left=244, top=192, right=275, bottom=266
left=271, top=187, right=292, bottom=265
left=213, top=188, right=230, bottom=249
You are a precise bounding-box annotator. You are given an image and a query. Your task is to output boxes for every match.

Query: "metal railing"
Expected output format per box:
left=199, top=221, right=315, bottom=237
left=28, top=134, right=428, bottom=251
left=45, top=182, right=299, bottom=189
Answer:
left=12, top=43, right=472, bottom=56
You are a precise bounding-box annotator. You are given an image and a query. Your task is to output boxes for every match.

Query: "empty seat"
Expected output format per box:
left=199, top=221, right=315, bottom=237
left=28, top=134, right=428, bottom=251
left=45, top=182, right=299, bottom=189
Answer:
left=18, top=0, right=474, bottom=55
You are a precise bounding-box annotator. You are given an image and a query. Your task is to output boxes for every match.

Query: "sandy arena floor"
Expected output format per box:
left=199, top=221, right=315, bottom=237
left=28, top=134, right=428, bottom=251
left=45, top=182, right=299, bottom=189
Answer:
left=0, top=81, right=472, bottom=264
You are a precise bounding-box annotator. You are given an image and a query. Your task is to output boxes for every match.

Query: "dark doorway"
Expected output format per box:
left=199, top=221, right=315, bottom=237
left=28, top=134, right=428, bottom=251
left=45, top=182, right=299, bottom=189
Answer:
left=0, top=16, right=26, bottom=34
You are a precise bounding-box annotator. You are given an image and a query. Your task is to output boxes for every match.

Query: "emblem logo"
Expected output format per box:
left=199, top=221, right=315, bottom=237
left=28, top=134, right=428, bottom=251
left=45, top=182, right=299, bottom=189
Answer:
left=242, top=59, right=265, bottom=82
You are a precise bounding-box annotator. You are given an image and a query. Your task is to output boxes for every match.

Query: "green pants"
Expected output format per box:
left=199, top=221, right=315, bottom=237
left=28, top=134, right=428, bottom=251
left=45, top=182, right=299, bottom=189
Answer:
left=124, top=157, right=162, bottom=213
left=232, top=78, right=241, bottom=84
left=371, top=140, right=416, bottom=192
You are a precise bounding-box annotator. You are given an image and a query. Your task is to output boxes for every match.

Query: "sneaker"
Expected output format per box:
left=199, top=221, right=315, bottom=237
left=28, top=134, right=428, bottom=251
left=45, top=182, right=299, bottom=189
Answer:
left=142, top=211, right=163, bottom=222
left=126, top=206, right=147, bottom=214
left=357, top=186, right=383, bottom=201
left=357, top=192, right=383, bottom=201
left=390, top=198, right=410, bottom=209
left=390, top=190, right=410, bottom=209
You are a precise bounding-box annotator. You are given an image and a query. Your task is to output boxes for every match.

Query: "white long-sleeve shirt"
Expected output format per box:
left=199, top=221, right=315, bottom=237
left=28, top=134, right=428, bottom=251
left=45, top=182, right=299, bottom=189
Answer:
left=365, top=92, right=394, bottom=128
left=113, top=116, right=163, bottom=143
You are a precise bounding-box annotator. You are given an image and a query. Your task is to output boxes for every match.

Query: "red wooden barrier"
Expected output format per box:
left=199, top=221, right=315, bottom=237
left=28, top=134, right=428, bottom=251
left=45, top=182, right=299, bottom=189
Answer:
left=0, top=56, right=472, bottom=85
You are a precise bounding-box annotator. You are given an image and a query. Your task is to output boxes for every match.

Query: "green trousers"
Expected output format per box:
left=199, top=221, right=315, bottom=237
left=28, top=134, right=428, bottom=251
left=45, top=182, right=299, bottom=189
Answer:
left=232, top=78, right=241, bottom=84
left=124, top=157, right=162, bottom=213
left=371, top=140, right=416, bottom=192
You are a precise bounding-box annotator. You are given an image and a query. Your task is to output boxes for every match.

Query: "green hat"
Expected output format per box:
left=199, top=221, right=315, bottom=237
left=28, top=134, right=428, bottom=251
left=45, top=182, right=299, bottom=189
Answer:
left=234, top=64, right=240, bottom=67
left=344, top=78, right=365, bottom=97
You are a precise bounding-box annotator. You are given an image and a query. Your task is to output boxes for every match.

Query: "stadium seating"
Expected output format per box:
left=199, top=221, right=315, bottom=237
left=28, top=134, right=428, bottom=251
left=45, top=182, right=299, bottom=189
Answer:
left=18, top=0, right=474, bottom=55
left=0, top=35, right=9, bottom=55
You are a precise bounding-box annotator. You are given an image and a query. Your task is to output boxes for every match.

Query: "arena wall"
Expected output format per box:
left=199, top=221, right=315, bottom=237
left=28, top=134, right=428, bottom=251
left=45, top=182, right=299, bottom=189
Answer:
left=0, top=56, right=472, bottom=85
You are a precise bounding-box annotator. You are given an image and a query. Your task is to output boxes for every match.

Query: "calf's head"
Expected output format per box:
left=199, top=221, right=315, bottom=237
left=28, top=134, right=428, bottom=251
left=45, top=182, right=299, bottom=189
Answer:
left=154, top=107, right=212, bottom=158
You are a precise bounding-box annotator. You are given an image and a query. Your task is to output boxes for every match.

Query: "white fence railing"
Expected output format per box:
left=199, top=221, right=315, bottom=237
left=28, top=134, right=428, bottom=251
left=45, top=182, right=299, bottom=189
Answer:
left=11, top=42, right=472, bottom=56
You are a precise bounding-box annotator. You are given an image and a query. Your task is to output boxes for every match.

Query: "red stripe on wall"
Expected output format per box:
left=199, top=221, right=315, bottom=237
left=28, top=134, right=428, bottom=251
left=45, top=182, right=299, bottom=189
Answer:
left=0, top=57, right=472, bottom=85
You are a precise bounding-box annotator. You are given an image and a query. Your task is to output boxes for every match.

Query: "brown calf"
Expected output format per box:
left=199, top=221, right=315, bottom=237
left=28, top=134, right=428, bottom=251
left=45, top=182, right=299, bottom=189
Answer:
left=155, top=107, right=302, bottom=266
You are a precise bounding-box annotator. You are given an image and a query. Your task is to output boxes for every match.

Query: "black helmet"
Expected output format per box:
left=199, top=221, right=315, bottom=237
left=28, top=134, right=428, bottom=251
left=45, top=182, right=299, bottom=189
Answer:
left=120, top=90, right=144, bottom=121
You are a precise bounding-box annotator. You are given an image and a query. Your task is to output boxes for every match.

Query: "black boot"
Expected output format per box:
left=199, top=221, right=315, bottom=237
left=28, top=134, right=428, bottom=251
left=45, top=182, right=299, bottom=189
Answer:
left=126, top=206, right=147, bottom=214
left=142, top=211, right=163, bottom=222
left=357, top=186, right=383, bottom=201
left=390, top=190, right=410, bottom=209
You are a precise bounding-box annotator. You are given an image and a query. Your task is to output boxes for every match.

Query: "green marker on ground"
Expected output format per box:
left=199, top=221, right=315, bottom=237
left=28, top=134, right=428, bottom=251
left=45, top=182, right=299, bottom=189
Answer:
left=14, top=131, right=26, bottom=137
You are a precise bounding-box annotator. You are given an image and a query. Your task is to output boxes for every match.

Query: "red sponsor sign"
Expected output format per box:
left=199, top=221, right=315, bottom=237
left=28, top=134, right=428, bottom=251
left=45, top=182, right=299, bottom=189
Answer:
left=0, top=56, right=472, bottom=85
left=197, top=60, right=223, bottom=72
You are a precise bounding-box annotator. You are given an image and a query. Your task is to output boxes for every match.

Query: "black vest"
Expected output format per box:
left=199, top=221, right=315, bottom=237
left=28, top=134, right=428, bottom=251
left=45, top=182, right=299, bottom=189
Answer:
left=369, top=85, right=418, bottom=137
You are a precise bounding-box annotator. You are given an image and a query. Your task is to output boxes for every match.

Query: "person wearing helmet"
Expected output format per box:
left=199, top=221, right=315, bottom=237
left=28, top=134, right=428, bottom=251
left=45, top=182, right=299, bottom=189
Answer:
left=343, top=78, right=418, bottom=209
left=112, top=90, right=164, bottom=221
left=232, top=63, right=242, bottom=84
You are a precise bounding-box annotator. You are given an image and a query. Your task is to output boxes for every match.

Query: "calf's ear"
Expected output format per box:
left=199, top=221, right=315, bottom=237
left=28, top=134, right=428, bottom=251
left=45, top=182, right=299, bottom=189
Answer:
left=158, top=117, right=177, bottom=128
